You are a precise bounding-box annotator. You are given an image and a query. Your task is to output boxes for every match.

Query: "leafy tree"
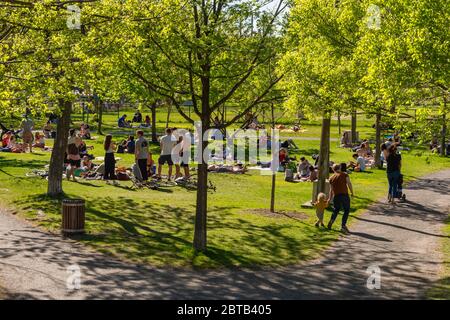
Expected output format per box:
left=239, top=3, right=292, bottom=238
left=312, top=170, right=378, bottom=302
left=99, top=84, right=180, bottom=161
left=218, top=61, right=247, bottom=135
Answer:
left=281, top=0, right=365, bottom=194
left=0, top=0, right=98, bottom=195
left=88, top=0, right=288, bottom=251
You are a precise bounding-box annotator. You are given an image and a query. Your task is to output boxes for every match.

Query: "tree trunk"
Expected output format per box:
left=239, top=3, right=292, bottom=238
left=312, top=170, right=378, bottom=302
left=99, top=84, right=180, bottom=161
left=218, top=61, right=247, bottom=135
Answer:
left=337, top=109, right=341, bottom=138
left=194, top=131, right=210, bottom=252
left=317, top=114, right=331, bottom=195
left=47, top=101, right=72, bottom=196
left=151, top=103, right=157, bottom=143
left=193, top=64, right=211, bottom=251
left=166, top=103, right=172, bottom=129
left=375, top=112, right=382, bottom=168
left=270, top=103, right=276, bottom=213
left=97, top=100, right=103, bottom=135
left=441, top=107, right=447, bottom=157
left=351, top=108, right=357, bottom=144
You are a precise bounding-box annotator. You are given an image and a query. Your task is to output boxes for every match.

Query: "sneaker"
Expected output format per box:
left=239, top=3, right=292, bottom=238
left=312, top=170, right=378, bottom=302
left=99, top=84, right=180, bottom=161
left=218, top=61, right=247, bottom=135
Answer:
left=341, top=226, right=350, bottom=234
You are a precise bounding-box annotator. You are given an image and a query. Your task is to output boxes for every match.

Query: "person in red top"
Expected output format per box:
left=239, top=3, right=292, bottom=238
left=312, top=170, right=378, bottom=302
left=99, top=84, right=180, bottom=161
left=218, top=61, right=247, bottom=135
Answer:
left=327, top=164, right=354, bottom=233
left=279, top=148, right=288, bottom=165
left=2, top=131, right=12, bottom=148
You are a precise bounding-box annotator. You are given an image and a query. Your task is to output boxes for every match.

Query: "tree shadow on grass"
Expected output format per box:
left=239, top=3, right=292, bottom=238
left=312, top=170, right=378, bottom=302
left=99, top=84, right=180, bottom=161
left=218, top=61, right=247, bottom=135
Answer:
left=427, top=276, right=450, bottom=300
left=0, top=157, right=48, bottom=170
left=13, top=194, right=335, bottom=268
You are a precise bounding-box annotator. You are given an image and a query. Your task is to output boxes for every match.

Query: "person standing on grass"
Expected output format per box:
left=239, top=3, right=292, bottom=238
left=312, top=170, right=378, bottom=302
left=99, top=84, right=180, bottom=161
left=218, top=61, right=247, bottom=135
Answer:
left=157, top=128, right=176, bottom=181
left=327, top=164, right=354, bottom=234
left=66, top=129, right=82, bottom=181
left=385, top=143, right=402, bottom=203
left=135, top=130, right=149, bottom=181
left=103, top=134, right=117, bottom=185
left=20, top=115, right=34, bottom=153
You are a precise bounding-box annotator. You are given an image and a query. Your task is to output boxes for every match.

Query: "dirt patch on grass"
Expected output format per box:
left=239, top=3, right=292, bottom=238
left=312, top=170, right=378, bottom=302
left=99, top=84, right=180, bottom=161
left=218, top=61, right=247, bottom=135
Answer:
left=245, top=209, right=310, bottom=220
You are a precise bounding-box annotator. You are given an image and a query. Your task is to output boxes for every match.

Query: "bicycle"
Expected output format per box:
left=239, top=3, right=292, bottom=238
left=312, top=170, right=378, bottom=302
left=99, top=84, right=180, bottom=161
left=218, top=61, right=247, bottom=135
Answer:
left=174, top=174, right=216, bottom=192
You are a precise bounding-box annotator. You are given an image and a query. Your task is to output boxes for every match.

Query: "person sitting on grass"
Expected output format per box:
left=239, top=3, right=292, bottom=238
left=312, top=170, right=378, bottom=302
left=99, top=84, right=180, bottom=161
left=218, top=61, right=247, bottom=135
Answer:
left=118, top=114, right=128, bottom=128
left=147, top=152, right=155, bottom=178
left=10, top=136, right=26, bottom=153
left=81, top=155, right=94, bottom=171
left=32, top=132, right=45, bottom=149
left=308, top=165, right=318, bottom=181
left=1, top=131, right=12, bottom=149
left=2, top=135, right=23, bottom=153
left=349, top=153, right=366, bottom=172
left=144, top=115, right=151, bottom=128
left=279, top=148, right=289, bottom=167
left=297, top=157, right=311, bottom=178
left=126, top=135, right=135, bottom=154
left=80, top=124, right=91, bottom=139
left=117, top=139, right=127, bottom=154
left=313, top=192, right=329, bottom=228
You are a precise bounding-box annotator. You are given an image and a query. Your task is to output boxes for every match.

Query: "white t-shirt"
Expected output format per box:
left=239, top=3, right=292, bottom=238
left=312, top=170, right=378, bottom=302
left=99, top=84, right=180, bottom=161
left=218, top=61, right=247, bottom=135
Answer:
left=160, top=135, right=176, bottom=155
left=181, top=132, right=192, bottom=152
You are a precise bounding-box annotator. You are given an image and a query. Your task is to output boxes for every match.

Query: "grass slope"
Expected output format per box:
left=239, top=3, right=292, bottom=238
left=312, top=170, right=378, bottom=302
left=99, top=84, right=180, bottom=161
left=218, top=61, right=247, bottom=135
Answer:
left=0, top=113, right=449, bottom=268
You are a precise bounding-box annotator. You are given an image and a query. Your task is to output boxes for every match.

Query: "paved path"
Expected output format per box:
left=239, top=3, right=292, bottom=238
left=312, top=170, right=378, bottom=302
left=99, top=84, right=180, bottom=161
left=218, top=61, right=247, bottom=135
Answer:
left=1, top=170, right=449, bottom=300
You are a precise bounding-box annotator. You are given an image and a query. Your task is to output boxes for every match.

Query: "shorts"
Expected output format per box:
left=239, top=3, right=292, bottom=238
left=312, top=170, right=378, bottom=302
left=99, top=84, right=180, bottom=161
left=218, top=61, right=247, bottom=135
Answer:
left=23, top=131, right=33, bottom=144
left=180, top=161, right=189, bottom=168
left=158, top=154, right=174, bottom=165
left=179, top=151, right=189, bottom=167
left=69, top=159, right=81, bottom=168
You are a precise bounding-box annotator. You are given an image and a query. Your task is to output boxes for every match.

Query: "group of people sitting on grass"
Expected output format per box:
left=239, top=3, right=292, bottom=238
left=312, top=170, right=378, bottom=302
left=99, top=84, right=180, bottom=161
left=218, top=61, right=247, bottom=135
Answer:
left=429, top=137, right=450, bottom=156
left=64, top=126, right=193, bottom=185
left=1, top=131, right=27, bottom=153
left=65, top=128, right=96, bottom=181
left=118, top=112, right=151, bottom=129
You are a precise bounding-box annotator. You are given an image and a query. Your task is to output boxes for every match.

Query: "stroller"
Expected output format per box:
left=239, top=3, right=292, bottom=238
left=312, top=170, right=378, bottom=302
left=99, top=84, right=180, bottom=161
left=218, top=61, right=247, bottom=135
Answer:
left=395, top=174, right=406, bottom=201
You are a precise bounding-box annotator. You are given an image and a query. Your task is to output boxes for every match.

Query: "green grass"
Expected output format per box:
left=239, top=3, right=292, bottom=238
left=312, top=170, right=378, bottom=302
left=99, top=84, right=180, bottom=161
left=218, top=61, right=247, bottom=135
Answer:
left=0, top=112, right=449, bottom=268
left=428, top=216, right=450, bottom=299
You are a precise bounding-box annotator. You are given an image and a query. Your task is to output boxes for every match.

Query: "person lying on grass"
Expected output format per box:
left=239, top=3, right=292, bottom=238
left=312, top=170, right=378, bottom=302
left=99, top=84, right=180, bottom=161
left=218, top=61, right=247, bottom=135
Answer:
left=207, top=163, right=247, bottom=174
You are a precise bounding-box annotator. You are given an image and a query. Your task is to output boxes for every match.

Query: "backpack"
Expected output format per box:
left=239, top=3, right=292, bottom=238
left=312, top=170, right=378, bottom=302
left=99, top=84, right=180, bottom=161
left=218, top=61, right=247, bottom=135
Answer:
left=132, top=163, right=143, bottom=182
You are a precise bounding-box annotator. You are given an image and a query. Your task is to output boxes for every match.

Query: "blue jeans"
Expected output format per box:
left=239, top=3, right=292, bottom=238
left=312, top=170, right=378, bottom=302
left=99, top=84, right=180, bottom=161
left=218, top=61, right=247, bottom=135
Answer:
left=387, top=170, right=400, bottom=197
left=331, top=194, right=351, bottom=227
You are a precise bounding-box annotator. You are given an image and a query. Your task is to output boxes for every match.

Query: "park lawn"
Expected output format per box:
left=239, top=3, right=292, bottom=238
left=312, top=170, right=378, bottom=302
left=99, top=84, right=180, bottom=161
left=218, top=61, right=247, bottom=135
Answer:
left=428, top=216, right=450, bottom=300
left=0, top=115, right=449, bottom=268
